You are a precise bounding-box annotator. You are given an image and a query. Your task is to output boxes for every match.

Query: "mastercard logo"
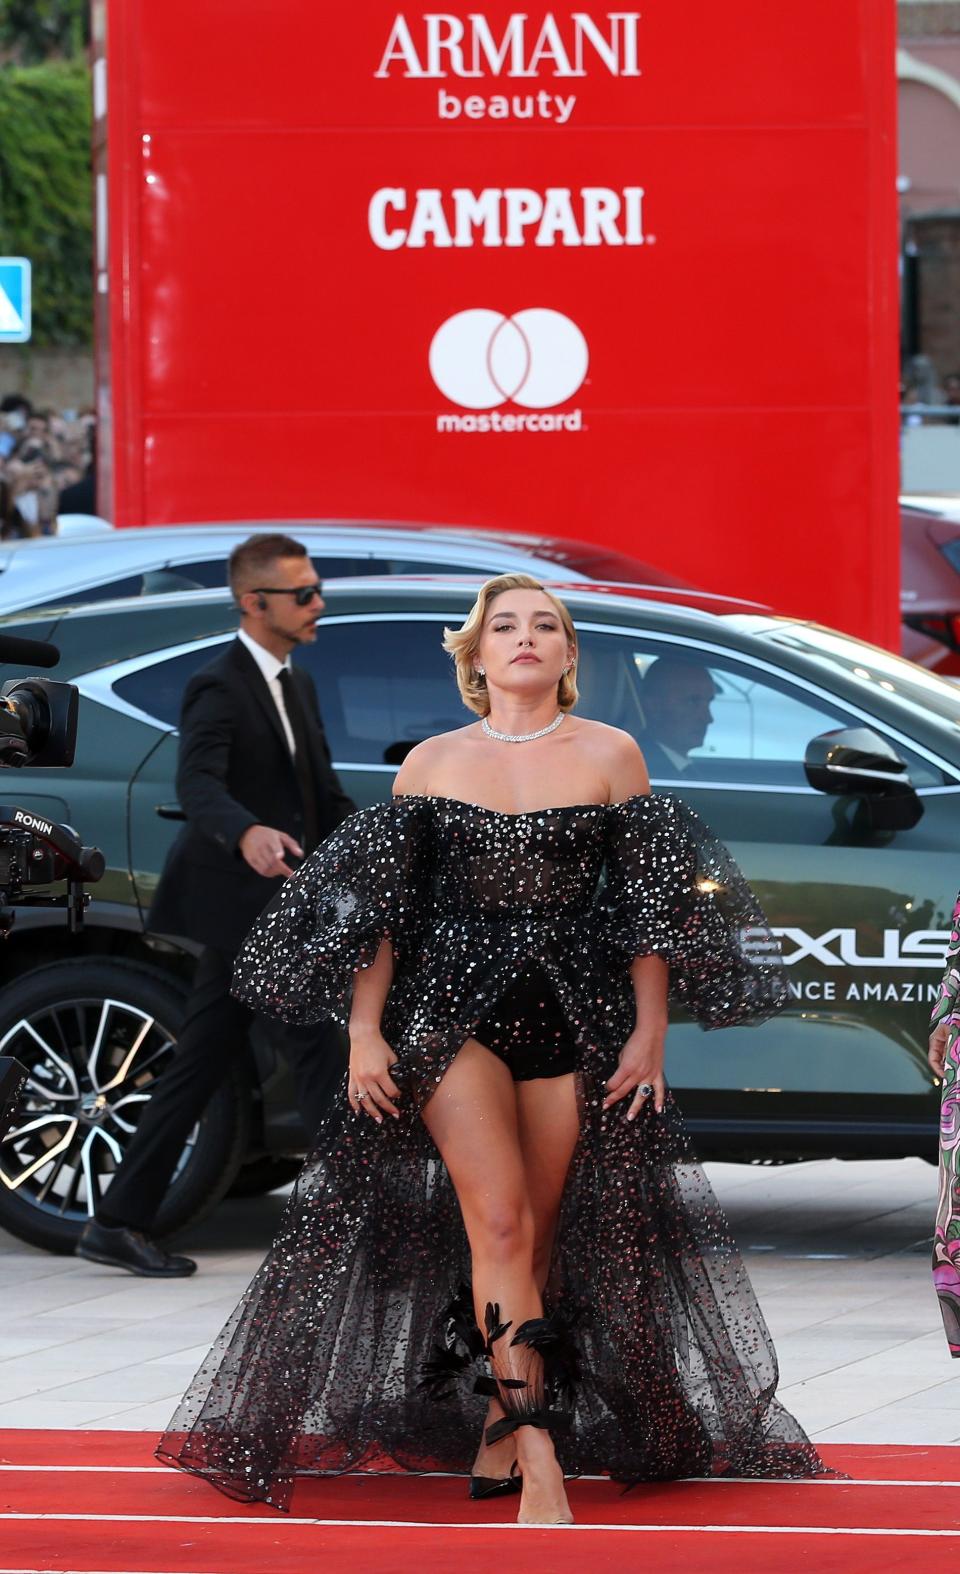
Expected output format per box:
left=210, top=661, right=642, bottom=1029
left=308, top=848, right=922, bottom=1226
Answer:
left=428, top=308, right=589, bottom=410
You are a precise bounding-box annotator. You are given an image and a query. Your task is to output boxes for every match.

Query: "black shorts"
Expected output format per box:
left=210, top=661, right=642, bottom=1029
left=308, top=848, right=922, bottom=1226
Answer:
left=474, top=964, right=578, bottom=1082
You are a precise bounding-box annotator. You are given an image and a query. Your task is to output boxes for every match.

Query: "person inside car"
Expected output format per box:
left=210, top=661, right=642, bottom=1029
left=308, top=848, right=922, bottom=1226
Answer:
left=636, top=657, right=718, bottom=778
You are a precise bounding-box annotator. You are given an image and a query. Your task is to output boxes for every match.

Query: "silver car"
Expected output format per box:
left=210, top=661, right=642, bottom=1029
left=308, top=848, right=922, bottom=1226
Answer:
left=0, top=520, right=713, bottom=615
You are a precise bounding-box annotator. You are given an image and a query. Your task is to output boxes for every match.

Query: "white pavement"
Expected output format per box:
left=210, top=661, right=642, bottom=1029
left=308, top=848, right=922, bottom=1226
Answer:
left=0, top=1157, right=958, bottom=1444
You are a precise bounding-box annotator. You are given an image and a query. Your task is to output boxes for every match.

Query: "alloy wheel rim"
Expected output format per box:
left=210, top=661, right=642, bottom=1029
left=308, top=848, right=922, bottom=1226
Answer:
left=0, top=995, right=186, bottom=1221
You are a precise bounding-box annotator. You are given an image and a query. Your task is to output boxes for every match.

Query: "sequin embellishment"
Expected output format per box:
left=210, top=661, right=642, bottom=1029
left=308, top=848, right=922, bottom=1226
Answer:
left=156, top=793, right=825, bottom=1509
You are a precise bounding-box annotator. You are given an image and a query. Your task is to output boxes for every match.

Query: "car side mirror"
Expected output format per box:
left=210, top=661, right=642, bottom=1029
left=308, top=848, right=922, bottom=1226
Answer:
left=804, top=727, right=923, bottom=830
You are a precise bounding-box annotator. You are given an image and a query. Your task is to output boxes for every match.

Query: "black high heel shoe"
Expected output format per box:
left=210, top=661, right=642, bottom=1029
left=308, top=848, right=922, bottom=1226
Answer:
left=469, top=1460, right=522, bottom=1500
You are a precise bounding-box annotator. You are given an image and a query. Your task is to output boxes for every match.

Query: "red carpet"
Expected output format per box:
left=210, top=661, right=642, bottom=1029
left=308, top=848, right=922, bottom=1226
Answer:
left=2, top=1432, right=959, bottom=1573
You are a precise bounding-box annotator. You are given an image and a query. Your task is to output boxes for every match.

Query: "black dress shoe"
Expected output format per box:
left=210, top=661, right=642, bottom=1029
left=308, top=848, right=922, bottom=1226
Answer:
left=76, top=1221, right=197, bottom=1277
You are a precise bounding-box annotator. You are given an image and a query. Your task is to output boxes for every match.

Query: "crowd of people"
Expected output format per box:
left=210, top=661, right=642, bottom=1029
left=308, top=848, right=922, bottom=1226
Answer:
left=0, top=392, right=96, bottom=537
left=899, top=354, right=960, bottom=426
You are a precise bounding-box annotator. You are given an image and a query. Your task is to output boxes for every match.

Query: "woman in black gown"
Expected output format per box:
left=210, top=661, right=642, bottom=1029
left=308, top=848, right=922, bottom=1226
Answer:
left=158, top=574, right=826, bottom=1522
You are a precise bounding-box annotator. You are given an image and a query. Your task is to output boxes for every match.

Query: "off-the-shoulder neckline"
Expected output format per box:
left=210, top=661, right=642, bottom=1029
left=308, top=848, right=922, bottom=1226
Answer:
left=393, top=793, right=655, bottom=819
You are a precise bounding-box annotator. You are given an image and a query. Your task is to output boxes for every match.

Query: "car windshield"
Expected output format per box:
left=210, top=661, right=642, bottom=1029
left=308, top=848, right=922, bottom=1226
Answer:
left=759, top=621, right=960, bottom=731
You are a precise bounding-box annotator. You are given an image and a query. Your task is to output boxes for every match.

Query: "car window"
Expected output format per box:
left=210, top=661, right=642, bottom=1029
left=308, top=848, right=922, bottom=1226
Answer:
left=298, top=617, right=467, bottom=763
left=574, top=629, right=943, bottom=787
left=314, top=556, right=368, bottom=578
left=368, top=557, right=487, bottom=575
left=112, top=645, right=226, bottom=726
left=169, top=555, right=373, bottom=587
left=108, top=615, right=944, bottom=788
left=37, top=554, right=383, bottom=609
left=167, top=559, right=227, bottom=588
left=940, top=538, right=960, bottom=575
left=763, top=623, right=960, bottom=732
left=183, top=555, right=493, bottom=581
left=33, top=573, right=147, bottom=608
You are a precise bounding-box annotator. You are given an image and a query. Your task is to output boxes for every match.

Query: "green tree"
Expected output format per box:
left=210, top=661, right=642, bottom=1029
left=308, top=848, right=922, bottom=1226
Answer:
left=0, top=0, right=89, bottom=64
left=0, top=60, right=92, bottom=346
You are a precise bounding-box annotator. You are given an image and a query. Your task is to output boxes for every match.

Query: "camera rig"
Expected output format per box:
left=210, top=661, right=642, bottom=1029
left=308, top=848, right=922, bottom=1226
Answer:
left=0, top=804, right=104, bottom=935
left=0, top=636, right=105, bottom=1137
left=0, top=633, right=104, bottom=929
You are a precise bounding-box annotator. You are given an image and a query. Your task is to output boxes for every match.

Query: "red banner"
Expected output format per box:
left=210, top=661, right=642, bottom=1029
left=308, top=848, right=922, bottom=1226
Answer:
left=98, top=1, right=899, bottom=643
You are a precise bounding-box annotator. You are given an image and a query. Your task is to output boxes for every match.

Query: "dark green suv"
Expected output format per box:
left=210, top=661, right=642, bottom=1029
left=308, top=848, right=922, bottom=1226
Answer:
left=1, top=579, right=955, bottom=1252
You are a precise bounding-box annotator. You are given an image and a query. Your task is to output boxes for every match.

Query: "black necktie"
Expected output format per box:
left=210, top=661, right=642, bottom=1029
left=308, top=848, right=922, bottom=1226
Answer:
left=277, top=668, right=320, bottom=853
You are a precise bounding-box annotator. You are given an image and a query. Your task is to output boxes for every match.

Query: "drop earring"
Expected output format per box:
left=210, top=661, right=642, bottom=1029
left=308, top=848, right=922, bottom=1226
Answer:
left=476, top=666, right=485, bottom=677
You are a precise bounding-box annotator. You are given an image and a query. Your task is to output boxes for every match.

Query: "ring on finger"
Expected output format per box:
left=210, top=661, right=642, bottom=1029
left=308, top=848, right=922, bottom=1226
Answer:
left=638, top=1082, right=655, bottom=1097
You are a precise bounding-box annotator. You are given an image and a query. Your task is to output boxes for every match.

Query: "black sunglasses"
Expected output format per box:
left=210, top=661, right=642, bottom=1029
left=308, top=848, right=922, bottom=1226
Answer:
left=254, top=583, right=324, bottom=607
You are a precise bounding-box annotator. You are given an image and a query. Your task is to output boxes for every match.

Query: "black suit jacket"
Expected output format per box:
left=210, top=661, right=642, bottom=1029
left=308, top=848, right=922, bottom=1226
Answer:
left=148, top=639, right=355, bottom=951
left=636, top=734, right=688, bottom=783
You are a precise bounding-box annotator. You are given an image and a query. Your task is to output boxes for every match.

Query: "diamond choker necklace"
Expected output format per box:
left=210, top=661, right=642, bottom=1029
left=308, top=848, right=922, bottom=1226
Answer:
left=480, top=713, right=565, bottom=744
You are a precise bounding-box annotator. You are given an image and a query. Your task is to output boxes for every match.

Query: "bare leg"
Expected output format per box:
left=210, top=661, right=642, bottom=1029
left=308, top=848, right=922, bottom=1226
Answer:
left=421, top=1041, right=534, bottom=1489
left=516, top=1072, right=580, bottom=1290
left=475, top=1069, right=581, bottom=1474
left=510, top=1070, right=581, bottom=1524
left=421, top=1040, right=578, bottom=1523
left=472, top=1070, right=576, bottom=1485
left=475, top=1070, right=579, bottom=1460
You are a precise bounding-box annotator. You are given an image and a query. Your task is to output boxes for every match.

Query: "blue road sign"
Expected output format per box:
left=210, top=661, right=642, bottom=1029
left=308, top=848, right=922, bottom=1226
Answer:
left=0, top=259, right=31, bottom=343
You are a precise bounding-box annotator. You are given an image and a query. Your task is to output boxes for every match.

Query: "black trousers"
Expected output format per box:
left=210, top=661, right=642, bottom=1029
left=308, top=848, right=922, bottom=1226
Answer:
left=99, top=946, right=346, bottom=1233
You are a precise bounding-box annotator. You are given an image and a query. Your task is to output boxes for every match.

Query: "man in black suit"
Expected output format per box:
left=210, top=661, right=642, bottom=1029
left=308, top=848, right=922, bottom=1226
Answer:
left=637, top=657, right=718, bottom=780
left=77, top=533, right=355, bottom=1276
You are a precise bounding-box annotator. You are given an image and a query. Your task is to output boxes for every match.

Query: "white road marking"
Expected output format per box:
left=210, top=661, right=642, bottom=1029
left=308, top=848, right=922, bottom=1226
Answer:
left=0, top=1467, right=167, bottom=1474
left=1, top=1512, right=960, bottom=1536
left=1, top=1464, right=959, bottom=1488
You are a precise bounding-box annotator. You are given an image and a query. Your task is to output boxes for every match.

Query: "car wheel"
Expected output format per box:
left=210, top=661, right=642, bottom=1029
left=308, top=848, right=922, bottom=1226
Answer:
left=226, top=1155, right=304, bottom=1198
left=0, top=959, right=250, bottom=1255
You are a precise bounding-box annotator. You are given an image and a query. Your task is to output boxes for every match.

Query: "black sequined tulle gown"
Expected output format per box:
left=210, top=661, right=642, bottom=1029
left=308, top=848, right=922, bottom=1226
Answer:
left=157, top=793, right=826, bottom=1507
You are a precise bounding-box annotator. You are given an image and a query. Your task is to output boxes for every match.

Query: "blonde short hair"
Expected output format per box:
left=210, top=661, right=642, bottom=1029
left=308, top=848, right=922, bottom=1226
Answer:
left=443, top=574, right=579, bottom=717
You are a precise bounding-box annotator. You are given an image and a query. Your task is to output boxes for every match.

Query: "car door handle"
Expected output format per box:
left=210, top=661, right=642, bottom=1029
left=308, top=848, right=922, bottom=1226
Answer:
left=155, top=803, right=186, bottom=821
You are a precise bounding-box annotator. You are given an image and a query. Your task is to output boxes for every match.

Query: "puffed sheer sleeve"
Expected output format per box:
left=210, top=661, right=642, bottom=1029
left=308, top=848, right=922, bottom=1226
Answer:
left=601, top=792, right=787, bottom=1030
left=232, top=798, right=431, bottom=1026
left=931, top=893, right=960, bottom=1033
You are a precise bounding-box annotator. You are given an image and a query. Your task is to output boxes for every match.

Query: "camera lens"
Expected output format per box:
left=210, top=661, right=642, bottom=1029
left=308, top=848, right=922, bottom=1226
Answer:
left=0, top=685, right=49, bottom=765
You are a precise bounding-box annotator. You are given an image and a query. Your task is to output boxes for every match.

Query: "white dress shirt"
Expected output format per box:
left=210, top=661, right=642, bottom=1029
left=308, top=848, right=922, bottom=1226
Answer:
left=660, top=742, right=690, bottom=775
left=237, top=627, right=297, bottom=756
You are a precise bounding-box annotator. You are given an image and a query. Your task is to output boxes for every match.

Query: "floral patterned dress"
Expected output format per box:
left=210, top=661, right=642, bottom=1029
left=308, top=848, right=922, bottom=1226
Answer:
left=930, top=893, right=960, bottom=1357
